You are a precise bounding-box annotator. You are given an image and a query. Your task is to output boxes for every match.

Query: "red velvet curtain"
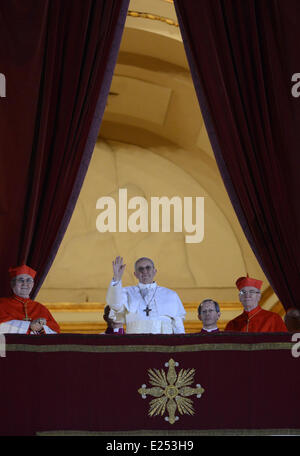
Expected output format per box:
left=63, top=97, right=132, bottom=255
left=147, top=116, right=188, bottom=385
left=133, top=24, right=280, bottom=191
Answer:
left=0, top=0, right=129, bottom=296
left=174, top=0, right=300, bottom=310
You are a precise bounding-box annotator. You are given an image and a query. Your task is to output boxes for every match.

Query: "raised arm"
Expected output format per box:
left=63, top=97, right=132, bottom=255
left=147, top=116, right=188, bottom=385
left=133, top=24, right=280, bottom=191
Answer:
left=112, top=256, right=126, bottom=282
left=107, top=256, right=127, bottom=313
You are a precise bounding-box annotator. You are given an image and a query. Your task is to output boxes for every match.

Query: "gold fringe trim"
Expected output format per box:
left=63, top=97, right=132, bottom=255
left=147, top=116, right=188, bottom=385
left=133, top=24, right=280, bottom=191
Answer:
left=6, top=341, right=293, bottom=354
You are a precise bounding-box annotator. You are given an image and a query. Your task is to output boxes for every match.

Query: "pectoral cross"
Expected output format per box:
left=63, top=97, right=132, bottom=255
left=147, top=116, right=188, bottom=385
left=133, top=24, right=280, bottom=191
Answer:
left=143, top=305, right=152, bottom=317
left=23, top=302, right=31, bottom=321
left=12, top=296, right=32, bottom=321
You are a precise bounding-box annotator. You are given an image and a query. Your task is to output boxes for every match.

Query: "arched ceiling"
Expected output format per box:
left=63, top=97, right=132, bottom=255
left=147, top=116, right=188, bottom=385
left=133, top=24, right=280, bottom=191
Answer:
left=37, top=0, right=285, bottom=332
left=99, top=0, right=268, bottom=293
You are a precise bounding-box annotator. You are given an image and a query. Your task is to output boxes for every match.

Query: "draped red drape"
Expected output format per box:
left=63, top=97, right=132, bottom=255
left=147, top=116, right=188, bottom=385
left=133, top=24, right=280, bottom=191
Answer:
left=174, top=0, right=300, bottom=310
left=0, top=0, right=129, bottom=296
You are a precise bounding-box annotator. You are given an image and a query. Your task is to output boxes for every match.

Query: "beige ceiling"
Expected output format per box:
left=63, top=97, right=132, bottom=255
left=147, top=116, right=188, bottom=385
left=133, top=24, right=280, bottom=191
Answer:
left=99, top=0, right=267, bottom=293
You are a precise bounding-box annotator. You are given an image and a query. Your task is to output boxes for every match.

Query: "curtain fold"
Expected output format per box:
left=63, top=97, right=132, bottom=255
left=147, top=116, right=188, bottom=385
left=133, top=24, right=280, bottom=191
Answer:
left=0, top=0, right=129, bottom=296
left=174, top=0, right=300, bottom=310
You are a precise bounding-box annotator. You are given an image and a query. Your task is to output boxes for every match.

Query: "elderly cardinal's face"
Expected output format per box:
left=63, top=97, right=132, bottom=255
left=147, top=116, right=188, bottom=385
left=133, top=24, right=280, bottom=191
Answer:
left=11, top=274, right=34, bottom=298
left=239, top=286, right=261, bottom=312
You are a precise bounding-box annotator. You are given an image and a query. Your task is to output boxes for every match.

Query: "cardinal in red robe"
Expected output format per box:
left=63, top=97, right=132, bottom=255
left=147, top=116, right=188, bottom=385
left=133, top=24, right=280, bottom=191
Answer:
left=225, top=275, right=287, bottom=332
left=0, top=265, right=60, bottom=334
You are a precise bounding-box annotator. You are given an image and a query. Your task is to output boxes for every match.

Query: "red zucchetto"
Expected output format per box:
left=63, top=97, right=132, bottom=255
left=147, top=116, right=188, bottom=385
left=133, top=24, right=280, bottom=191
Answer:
left=236, top=275, right=263, bottom=291
left=8, top=265, right=37, bottom=279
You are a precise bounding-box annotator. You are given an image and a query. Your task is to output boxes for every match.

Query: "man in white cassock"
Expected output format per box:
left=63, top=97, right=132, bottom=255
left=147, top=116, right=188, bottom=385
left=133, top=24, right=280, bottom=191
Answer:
left=106, top=256, right=186, bottom=334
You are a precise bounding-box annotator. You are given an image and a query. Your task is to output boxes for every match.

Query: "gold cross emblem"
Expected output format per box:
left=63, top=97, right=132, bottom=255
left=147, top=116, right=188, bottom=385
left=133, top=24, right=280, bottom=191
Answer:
left=138, top=358, right=205, bottom=424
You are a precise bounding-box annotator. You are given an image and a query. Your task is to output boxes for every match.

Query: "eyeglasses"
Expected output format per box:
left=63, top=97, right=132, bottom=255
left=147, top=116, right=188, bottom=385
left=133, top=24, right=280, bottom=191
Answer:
left=137, top=266, right=153, bottom=273
left=15, top=278, right=34, bottom=284
left=239, top=290, right=260, bottom=296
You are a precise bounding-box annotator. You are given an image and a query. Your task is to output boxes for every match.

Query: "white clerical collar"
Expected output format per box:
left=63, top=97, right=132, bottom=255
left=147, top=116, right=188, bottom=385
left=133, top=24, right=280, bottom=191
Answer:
left=203, top=327, right=218, bottom=332
left=138, top=281, right=157, bottom=290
